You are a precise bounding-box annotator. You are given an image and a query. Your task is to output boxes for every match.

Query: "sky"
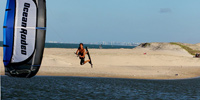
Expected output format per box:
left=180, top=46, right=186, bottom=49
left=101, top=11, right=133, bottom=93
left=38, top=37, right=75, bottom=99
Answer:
left=0, top=0, right=200, bottom=44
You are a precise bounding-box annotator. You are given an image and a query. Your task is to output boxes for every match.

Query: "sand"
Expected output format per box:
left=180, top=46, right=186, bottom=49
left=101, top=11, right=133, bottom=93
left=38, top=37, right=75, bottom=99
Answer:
left=0, top=43, right=200, bottom=79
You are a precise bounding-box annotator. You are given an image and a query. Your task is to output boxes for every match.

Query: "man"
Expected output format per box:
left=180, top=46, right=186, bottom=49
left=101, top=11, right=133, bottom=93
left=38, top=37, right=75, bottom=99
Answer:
left=75, top=43, right=90, bottom=65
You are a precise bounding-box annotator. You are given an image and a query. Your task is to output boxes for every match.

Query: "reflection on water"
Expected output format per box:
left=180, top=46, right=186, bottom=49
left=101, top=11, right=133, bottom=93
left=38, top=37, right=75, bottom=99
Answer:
left=1, top=76, right=200, bottom=100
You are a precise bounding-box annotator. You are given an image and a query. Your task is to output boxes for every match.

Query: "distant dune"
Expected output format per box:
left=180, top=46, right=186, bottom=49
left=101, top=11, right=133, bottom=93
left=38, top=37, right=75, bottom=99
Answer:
left=137, top=42, right=190, bottom=56
left=138, top=42, right=200, bottom=55
left=179, top=43, right=200, bottom=51
left=137, top=42, right=186, bottom=51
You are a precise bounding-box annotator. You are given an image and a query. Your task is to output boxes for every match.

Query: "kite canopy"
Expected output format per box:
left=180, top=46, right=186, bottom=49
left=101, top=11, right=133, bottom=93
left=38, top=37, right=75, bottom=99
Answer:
left=3, top=0, right=46, bottom=78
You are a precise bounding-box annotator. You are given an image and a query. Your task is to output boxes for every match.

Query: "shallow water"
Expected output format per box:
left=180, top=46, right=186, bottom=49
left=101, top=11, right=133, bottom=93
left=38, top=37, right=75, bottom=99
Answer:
left=1, top=76, right=200, bottom=100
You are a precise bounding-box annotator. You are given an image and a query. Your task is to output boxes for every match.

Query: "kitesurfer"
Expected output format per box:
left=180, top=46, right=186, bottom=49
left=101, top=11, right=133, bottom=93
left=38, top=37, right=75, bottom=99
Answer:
left=75, top=43, right=91, bottom=65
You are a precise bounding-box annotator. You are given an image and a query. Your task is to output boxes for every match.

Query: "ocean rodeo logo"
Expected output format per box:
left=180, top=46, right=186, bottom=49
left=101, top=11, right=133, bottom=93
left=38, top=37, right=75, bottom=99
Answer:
left=20, top=3, right=30, bottom=55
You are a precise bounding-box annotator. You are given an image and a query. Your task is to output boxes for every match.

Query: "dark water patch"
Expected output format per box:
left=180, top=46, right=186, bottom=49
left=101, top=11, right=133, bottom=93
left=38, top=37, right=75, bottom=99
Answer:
left=1, top=76, right=200, bottom=100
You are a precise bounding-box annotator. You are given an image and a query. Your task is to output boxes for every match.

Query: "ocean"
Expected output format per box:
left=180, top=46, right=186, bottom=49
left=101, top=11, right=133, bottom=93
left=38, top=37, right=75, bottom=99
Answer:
left=1, top=76, right=200, bottom=100
left=0, top=41, right=136, bottom=49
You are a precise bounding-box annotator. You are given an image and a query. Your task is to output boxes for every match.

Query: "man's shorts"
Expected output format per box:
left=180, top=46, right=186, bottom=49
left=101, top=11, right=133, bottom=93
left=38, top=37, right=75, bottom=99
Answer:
left=80, top=57, right=85, bottom=65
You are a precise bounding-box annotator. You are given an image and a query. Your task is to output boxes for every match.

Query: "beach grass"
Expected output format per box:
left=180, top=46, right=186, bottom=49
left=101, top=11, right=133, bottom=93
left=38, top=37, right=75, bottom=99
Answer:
left=139, top=43, right=151, bottom=47
left=170, top=42, right=200, bottom=55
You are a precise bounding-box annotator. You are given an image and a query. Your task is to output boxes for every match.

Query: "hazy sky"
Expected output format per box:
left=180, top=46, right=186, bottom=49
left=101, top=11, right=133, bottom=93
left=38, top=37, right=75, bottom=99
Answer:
left=0, top=0, right=200, bottom=44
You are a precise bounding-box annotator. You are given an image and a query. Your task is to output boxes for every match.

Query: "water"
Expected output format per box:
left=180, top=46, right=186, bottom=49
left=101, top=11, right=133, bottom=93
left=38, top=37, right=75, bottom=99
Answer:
left=0, top=41, right=136, bottom=49
left=1, top=76, right=200, bottom=100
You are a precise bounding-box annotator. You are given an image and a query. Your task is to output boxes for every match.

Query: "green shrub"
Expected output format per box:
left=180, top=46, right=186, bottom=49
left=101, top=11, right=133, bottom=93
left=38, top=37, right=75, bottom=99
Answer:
left=140, top=43, right=151, bottom=48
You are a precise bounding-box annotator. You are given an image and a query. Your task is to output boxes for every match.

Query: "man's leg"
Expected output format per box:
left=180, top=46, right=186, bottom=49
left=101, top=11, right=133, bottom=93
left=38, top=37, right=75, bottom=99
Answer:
left=84, top=59, right=90, bottom=64
left=80, top=58, right=85, bottom=65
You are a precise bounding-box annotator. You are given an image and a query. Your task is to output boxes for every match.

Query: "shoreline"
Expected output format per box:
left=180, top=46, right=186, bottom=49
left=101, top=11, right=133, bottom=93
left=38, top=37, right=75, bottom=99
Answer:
left=1, top=43, right=200, bottom=80
left=1, top=75, right=200, bottom=80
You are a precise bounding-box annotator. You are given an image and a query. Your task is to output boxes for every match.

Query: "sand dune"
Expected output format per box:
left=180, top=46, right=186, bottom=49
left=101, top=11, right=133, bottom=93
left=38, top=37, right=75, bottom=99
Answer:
left=180, top=43, right=200, bottom=51
left=0, top=42, right=200, bottom=79
left=137, top=42, right=191, bottom=56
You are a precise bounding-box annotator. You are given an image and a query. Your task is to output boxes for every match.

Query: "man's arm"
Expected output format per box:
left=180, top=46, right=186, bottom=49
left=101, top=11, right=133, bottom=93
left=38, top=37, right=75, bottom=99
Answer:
left=75, top=49, right=79, bottom=55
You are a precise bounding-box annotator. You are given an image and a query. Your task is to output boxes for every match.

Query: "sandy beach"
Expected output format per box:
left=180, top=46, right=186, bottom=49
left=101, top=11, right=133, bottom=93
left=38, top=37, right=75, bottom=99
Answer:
left=1, top=43, right=200, bottom=79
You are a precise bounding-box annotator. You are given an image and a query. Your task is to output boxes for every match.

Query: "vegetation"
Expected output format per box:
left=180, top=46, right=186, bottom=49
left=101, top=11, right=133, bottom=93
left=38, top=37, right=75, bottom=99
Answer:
left=170, top=42, right=200, bottom=55
left=140, top=43, right=151, bottom=48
